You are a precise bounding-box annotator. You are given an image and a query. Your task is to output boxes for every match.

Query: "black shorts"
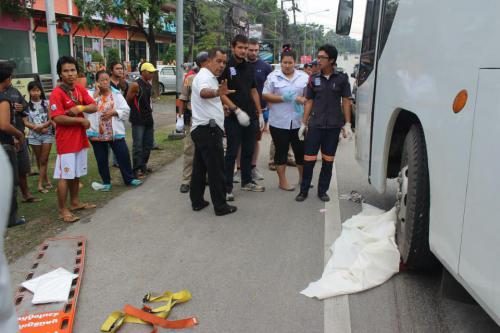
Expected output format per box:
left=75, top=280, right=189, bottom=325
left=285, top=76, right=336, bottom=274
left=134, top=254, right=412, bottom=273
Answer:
left=269, top=126, right=304, bottom=166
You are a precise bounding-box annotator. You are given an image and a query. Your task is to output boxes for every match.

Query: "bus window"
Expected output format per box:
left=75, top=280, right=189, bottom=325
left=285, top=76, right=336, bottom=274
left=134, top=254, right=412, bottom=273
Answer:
left=358, top=0, right=380, bottom=86
left=378, top=0, right=400, bottom=58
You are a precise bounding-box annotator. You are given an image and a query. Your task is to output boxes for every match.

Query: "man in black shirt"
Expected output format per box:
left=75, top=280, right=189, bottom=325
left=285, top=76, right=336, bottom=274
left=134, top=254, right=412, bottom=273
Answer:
left=0, top=62, right=26, bottom=227
left=126, top=62, right=156, bottom=178
left=220, top=35, right=266, bottom=201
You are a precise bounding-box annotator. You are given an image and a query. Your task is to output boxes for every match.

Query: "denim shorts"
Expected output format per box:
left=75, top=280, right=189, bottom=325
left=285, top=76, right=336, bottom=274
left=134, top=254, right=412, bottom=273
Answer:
left=28, top=133, right=54, bottom=145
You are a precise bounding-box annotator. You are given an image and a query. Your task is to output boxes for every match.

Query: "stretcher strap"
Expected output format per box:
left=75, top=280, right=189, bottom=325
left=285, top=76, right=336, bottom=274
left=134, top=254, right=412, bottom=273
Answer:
left=100, top=290, right=197, bottom=332
left=124, top=304, right=198, bottom=329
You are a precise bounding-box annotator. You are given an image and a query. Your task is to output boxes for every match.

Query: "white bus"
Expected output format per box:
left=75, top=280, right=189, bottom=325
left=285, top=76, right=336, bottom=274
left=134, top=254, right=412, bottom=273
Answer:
left=335, top=0, right=500, bottom=325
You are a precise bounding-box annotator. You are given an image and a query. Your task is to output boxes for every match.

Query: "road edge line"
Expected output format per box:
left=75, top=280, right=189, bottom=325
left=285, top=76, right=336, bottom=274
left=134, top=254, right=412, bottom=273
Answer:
left=324, top=164, right=352, bottom=333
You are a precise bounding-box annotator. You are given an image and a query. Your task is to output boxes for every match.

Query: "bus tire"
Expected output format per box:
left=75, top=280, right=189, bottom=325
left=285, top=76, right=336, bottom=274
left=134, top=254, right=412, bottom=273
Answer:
left=396, top=124, right=439, bottom=270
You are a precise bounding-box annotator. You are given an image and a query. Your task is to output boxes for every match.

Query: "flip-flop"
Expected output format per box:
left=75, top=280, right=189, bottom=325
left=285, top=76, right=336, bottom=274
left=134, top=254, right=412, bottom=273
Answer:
left=58, top=213, right=80, bottom=223
left=44, top=184, right=53, bottom=190
left=38, top=188, right=49, bottom=194
left=22, top=197, right=43, bottom=203
left=70, top=203, right=97, bottom=211
left=279, top=186, right=296, bottom=191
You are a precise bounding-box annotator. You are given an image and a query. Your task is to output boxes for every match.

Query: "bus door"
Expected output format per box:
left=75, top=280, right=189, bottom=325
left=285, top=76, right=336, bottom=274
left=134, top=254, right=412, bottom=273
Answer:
left=459, top=69, right=500, bottom=318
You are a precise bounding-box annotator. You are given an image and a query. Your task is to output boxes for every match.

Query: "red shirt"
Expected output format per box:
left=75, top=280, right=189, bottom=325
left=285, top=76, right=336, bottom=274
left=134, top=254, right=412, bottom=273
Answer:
left=49, top=84, right=95, bottom=154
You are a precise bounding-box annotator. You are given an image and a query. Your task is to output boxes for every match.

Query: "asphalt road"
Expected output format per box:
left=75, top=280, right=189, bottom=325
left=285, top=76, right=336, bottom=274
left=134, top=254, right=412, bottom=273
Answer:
left=8, top=131, right=500, bottom=332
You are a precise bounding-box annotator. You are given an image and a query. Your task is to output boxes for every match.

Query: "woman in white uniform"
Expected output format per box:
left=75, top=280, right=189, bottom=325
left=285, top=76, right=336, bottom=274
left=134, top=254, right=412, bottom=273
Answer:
left=262, top=50, right=309, bottom=191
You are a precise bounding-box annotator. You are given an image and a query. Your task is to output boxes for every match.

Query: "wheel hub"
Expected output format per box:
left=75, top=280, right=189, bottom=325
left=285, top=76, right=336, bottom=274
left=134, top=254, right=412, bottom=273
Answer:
left=396, top=166, right=409, bottom=235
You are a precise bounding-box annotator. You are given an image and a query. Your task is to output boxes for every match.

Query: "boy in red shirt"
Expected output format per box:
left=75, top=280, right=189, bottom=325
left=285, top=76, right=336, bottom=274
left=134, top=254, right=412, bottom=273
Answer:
left=49, top=56, right=98, bottom=222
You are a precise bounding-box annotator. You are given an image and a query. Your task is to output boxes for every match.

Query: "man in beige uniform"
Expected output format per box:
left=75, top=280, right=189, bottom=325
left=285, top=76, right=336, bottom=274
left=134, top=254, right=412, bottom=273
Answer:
left=179, top=52, right=209, bottom=193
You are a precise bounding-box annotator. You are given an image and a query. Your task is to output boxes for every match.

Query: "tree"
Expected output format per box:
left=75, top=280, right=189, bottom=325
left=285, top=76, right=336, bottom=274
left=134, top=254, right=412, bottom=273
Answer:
left=0, top=0, right=30, bottom=18
left=74, top=0, right=174, bottom=96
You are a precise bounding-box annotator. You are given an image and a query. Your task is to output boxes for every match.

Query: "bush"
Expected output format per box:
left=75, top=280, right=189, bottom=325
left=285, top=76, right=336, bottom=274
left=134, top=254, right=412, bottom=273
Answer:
left=91, top=51, right=104, bottom=64
left=106, top=48, right=120, bottom=67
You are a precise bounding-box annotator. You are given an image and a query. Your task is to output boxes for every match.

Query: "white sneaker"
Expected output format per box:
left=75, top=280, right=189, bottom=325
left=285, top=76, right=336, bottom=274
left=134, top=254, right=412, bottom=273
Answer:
left=251, top=167, right=264, bottom=181
left=233, top=170, right=241, bottom=183
left=241, top=181, right=265, bottom=192
left=226, top=191, right=235, bottom=201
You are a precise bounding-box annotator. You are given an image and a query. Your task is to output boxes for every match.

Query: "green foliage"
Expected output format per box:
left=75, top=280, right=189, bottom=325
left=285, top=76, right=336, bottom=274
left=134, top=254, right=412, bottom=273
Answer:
left=106, top=48, right=121, bottom=65
left=91, top=51, right=104, bottom=63
left=0, top=0, right=30, bottom=18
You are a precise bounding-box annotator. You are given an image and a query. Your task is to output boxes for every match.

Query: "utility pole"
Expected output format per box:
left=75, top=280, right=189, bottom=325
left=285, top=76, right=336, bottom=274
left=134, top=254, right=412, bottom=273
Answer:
left=175, top=0, right=184, bottom=95
left=45, top=0, right=59, bottom=87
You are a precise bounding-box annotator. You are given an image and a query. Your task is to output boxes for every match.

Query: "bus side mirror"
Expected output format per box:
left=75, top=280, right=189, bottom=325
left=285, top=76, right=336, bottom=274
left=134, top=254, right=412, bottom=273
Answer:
left=336, top=0, right=354, bottom=36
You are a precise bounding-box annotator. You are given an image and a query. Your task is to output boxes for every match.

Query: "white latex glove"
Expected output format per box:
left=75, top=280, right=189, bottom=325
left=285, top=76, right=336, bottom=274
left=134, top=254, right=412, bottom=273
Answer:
left=342, top=122, right=353, bottom=140
left=235, top=108, right=250, bottom=127
left=175, top=115, right=185, bottom=132
left=258, top=113, right=265, bottom=131
left=298, top=122, right=307, bottom=141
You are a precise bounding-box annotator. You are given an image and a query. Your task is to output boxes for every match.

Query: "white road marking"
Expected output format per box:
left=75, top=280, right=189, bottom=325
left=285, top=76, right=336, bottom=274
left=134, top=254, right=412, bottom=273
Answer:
left=324, top=165, right=352, bottom=333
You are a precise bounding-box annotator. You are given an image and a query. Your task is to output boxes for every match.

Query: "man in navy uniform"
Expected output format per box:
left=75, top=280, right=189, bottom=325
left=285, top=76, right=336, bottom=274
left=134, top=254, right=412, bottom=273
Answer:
left=296, top=44, right=353, bottom=202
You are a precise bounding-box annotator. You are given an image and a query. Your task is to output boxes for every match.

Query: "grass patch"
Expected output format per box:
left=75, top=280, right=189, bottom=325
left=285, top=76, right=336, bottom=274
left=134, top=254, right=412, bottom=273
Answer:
left=5, top=125, right=183, bottom=262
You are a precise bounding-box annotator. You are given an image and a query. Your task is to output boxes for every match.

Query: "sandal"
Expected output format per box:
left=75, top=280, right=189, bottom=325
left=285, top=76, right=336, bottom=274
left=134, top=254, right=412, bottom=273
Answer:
left=70, top=203, right=97, bottom=211
left=38, top=188, right=49, bottom=194
left=58, top=213, right=80, bottom=223
left=44, top=183, right=53, bottom=190
left=279, top=185, right=296, bottom=192
left=22, top=197, right=43, bottom=203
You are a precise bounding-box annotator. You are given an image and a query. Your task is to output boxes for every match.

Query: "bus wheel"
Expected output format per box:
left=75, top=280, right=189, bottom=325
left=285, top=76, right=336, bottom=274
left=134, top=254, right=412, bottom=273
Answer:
left=396, top=124, right=439, bottom=270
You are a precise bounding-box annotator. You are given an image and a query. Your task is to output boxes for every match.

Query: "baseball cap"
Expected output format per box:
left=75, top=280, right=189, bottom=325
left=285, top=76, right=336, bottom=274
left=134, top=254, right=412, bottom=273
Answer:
left=195, top=51, right=209, bottom=67
left=140, top=62, right=157, bottom=72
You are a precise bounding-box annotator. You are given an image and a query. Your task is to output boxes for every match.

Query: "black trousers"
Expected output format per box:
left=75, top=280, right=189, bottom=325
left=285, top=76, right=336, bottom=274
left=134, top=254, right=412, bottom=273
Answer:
left=224, top=117, right=258, bottom=191
left=190, top=125, right=227, bottom=212
left=269, top=125, right=304, bottom=165
left=2, top=144, right=18, bottom=227
left=300, top=127, right=341, bottom=195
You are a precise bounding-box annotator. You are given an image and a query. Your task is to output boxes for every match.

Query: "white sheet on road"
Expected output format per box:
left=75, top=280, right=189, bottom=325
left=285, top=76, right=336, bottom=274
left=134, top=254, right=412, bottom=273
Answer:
left=21, top=268, right=78, bottom=304
left=301, top=204, right=400, bottom=299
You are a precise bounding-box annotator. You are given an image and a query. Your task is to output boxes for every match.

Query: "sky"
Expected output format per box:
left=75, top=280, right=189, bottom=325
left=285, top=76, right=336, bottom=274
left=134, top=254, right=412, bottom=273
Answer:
left=281, top=0, right=367, bottom=40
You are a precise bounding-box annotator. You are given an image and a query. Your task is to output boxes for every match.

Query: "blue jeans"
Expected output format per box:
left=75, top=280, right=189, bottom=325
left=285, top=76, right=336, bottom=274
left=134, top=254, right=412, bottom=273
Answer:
left=90, top=139, right=135, bottom=185
left=131, top=124, right=154, bottom=173
left=300, top=127, right=341, bottom=195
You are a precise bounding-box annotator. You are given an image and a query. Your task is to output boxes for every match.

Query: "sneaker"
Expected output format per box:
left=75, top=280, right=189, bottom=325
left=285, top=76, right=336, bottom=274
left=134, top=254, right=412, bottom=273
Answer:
left=179, top=184, right=190, bottom=193
left=233, top=170, right=241, bottom=183
left=295, top=192, right=308, bottom=202
left=91, top=182, right=111, bottom=191
left=8, top=217, right=26, bottom=228
left=318, top=193, right=330, bottom=202
left=192, top=200, right=210, bottom=211
left=215, top=204, right=237, bottom=216
left=226, top=191, right=235, bottom=201
left=251, top=167, right=264, bottom=181
left=241, top=181, right=265, bottom=192
left=130, top=179, right=143, bottom=187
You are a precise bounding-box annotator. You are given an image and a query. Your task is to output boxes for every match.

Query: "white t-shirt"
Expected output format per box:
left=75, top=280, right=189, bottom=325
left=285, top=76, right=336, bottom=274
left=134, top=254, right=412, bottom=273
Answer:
left=191, top=68, right=224, bottom=131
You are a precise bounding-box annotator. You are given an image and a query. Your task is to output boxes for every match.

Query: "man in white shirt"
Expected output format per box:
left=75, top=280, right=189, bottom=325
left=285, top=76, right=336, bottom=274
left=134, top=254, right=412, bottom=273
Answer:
left=190, top=48, right=238, bottom=216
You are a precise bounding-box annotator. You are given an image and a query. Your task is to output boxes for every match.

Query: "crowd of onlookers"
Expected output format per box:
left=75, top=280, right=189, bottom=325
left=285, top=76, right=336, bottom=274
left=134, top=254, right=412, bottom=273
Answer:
left=0, top=54, right=162, bottom=225
left=0, top=34, right=353, bottom=223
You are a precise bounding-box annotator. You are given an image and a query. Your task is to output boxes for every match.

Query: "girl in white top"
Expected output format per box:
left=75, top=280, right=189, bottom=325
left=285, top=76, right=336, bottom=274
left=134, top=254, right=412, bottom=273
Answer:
left=23, top=81, right=54, bottom=193
left=263, top=50, right=309, bottom=191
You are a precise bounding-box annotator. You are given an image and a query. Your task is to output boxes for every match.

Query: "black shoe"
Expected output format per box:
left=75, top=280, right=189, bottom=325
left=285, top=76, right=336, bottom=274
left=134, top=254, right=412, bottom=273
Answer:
left=215, top=205, right=237, bottom=216
left=180, top=184, right=190, bottom=193
left=318, top=193, right=330, bottom=202
left=295, top=192, right=308, bottom=202
left=8, top=217, right=26, bottom=228
left=192, top=200, right=210, bottom=211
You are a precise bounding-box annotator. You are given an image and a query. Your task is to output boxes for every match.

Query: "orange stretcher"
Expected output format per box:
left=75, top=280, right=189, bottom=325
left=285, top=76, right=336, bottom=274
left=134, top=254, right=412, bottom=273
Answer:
left=15, top=236, right=86, bottom=333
